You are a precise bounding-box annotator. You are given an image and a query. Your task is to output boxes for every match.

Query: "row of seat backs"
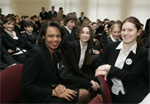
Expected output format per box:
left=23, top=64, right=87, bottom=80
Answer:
left=0, top=64, right=23, bottom=103
left=89, top=75, right=112, bottom=104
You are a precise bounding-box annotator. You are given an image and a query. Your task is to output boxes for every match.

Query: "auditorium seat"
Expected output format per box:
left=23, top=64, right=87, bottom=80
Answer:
left=97, top=75, right=112, bottom=103
left=0, top=64, right=23, bottom=103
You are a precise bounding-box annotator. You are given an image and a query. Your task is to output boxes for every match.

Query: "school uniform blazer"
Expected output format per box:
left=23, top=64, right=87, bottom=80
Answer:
left=64, top=40, right=94, bottom=80
left=21, top=45, right=60, bottom=103
left=1, top=30, right=27, bottom=53
left=0, top=37, right=17, bottom=69
left=61, top=27, right=77, bottom=53
left=102, top=42, right=149, bottom=103
left=22, top=32, right=37, bottom=49
left=63, top=27, right=77, bottom=42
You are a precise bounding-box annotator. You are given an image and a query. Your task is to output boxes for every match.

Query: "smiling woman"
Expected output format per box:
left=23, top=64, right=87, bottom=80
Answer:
left=42, top=26, right=62, bottom=54
left=20, top=21, right=92, bottom=103
left=95, top=17, right=149, bottom=103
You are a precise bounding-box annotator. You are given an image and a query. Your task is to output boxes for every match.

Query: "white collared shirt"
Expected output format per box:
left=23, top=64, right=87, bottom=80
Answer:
left=110, top=35, right=121, bottom=42
left=5, top=30, right=18, bottom=40
left=111, top=41, right=137, bottom=95
left=78, top=40, right=87, bottom=69
left=65, top=26, right=72, bottom=34
left=26, top=31, right=32, bottom=36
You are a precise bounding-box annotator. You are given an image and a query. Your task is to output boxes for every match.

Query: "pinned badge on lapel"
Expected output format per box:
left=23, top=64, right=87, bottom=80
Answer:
left=126, top=58, right=132, bottom=65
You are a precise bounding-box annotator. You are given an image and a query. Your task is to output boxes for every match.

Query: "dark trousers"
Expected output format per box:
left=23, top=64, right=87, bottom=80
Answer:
left=111, top=91, right=127, bottom=104
left=60, top=74, right=92, bottom=90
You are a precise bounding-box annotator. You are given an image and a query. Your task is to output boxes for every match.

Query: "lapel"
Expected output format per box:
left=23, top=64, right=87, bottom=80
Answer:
left=75, top=40, right=81, bottom=63
left=123, top=45, right=141, bottom=70
left=3, top=31, right=14, bottom=42
left=64, top=27, right=75, bottom=41
left=41, top=45, right=58, bottom=80
left=108, top=44, right=120, bottom=66
left=112, top=50, right=120, bottom=65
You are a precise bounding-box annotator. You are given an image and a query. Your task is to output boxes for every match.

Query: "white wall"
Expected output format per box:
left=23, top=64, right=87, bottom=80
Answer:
left=1, top=0, right=150, bottom=26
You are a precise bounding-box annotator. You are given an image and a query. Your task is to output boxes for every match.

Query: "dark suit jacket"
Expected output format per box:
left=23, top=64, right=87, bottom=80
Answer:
left=61, top=27, right=77, bottom=53
left=22, top=32, right=38, bottom=49
left=0, top=37, right=17, bottom=69
left=1, top=30, right=27, bottom=53
left=64, top=40, right=94, bottom=80
left=39, top=11, right=47, bottom=20
left=47, top=11, right=57, bottom=20
left=79, top=16, right=87, bottom=24
left=21, top=45, right=61, bottom=103
left=102, top=42, right=149, bottom=103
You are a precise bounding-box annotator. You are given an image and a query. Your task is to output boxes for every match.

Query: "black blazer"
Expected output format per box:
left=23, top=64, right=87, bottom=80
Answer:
left=39, top=11, right=47, bottom=20
left=22, top=32, right=38, bottom=49
left=0, top=37, right=17, bottom=69
left=1, top=30, right=27, bottom=53
left=61, top=27, right=77, bottom=53
left=63, top=27, right=77, bottom=42
left=64, top=40, right=94, bottom=80
left=102, top=42, right=149, bottom=103
left=21, top=45, right=60, bottom=103
left=47, top=11, right=57, bottom=20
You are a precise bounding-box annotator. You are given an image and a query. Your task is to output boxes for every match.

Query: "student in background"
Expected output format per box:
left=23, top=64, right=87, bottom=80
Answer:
left=79, top=12, right=87, bottom=25
left=61, top=13, right=77, bottom=53
left=105, top=22, right=122, bottom=46
left=60, top=25, right=100, bottom=96
left=39, top=7, right=47, bottom=20
left=14, top=16, right=22, bottom=34
left=57, top=7, right=63, bottom=22
left=22, top=20, right=38, bottom=50
left=0, top=37, right=18, bottom=71
left=20, top=21, right=91, bottom=103
left=47, top=6, right=57, bottom=20
left=95, top=16, right=149, bottom=103
left=30, top=15, right=39, bottom=34
left=1, top=16, right=27, bottom=63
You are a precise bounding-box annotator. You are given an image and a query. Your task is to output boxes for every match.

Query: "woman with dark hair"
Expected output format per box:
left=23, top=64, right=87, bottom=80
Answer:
left=20, top=21, right=91, bottom=103
left=60, top=25, right=100, bottom=94
left=1, top=16, right=27, bottom=63
left=95, top=16, right=149, bottom=103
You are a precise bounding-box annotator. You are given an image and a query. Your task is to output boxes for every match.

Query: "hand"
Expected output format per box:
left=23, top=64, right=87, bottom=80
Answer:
left=95, top=70, right=108, bottom=81
left=96, top=64, right=111, bottom=71
left=95, top=64, right=111, bottom=81
left=54, top=84, right=66, bottom=95
left=96, top=65, right=106, bottom=71
left=90, top=80, right=100, bottom=91
left=8, top=49, right=14, bottom=53
left=94, top=50, right=100, bottom=54
left=57, top=89, right=77, bottom=102
left=11, top=31, right=17, bottom=37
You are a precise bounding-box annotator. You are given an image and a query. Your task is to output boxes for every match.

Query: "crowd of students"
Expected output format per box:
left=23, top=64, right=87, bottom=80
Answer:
left=0, top=6, right=149, bottom=103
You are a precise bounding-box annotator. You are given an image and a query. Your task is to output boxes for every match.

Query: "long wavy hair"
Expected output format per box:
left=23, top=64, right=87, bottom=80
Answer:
left=76, top=25, right=94, bottom=66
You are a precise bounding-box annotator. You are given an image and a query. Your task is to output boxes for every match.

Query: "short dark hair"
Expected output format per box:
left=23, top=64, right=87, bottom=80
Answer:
left=64, top=13, right=77, bottom=25
left=59, top=7, right=63, bottom=11
left=81, top=12, right=84, bottom=14
left=38, top=21, right=65, bottom=47
left=24, top=20, right=34, bottom=27
left=3, top=16, right=15, bottom=24
left=30, top=15, right=37, bottom=20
